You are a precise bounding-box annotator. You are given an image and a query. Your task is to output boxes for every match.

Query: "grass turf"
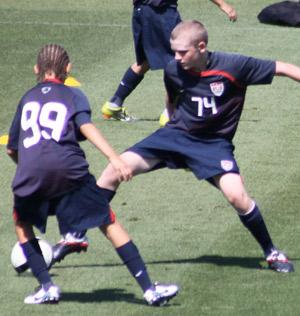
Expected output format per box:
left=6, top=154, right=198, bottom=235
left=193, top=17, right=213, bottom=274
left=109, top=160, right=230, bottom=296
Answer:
left=0, top=1, right=300, bottom=315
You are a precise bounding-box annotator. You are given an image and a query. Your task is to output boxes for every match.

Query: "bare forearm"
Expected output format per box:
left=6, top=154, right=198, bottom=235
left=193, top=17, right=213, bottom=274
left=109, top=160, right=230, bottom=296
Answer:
left=80, top=123, right=119, bottom=161
left=276, top=61, right=300, bottom=82
left=210, top=0, right=224, bottom=6
left=210, top=0, right=237, bottom=21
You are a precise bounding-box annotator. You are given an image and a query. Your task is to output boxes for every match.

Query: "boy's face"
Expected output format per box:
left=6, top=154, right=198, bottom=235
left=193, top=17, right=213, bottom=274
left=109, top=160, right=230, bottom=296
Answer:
left=171, top=35, right=206, bottom=71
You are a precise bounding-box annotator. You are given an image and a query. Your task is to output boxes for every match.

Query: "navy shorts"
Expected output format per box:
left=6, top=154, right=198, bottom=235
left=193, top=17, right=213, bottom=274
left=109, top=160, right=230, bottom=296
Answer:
left=13, top=174, right=114, bottom=234
left=127, top=128, right=240, bottom=181
left=132, top=4, right=181, bottom=70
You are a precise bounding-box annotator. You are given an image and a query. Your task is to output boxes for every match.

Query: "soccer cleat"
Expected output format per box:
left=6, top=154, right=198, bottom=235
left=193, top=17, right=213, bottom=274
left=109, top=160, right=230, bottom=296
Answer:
left=52, top=233, right=89, bottom=264
left=159, top=108, right=170, bottom=127
left=266, top=249, right=294, bottom=273
left=24, top=285, right=60, bottom=304
left=143, top=282, right=179, bottom=306
left=101, top=101, right=136, bottom=122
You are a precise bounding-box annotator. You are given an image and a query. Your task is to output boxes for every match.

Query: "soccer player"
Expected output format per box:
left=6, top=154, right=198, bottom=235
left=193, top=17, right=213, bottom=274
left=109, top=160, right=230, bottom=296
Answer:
left=52, top=0, right=237, bottom=263
left=6, top=44, right=179, bottom=305
left=101, top=0, right=237, bottom=121
left=98, top=20, right=300, bottom=273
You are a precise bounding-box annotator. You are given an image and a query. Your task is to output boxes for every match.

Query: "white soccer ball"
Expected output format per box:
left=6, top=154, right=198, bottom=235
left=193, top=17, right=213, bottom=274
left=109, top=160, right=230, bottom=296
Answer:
left=11, top=238, right=53, bottom=273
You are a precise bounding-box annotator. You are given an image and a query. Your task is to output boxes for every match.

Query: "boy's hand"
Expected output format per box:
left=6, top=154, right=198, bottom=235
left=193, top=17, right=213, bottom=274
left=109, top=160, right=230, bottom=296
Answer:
left=109, top=156, right=133, bottom=182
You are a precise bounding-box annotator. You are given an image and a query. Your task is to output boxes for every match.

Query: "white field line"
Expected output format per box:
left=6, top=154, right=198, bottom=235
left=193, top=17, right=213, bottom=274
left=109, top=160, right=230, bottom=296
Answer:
left=0, top=20, right=299, bottom=32
left=0, top=20, right=129, bottom=27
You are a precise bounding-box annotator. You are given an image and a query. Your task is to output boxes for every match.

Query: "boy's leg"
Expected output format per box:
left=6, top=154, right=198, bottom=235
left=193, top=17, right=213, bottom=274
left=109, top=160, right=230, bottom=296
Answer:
left=52, top=230, right=89, bottom=264
left=214, top=173, right=294, bottom=273
left=100, top=219, right=179, bottom=306
left=15, top=220, right=60, bottom=304
left=53, top=151, right=156, bottom=264
left=52, top=188, right=116, bottom=264
left=101, top=61, right=149, bottom=121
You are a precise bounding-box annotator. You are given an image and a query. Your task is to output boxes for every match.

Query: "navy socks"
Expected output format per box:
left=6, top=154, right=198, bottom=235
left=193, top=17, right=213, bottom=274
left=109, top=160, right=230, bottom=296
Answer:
left=110, top=67, right=144, bottom=106
left=21, top=238, right=52, bottom=287
left=239, top=204, right=274, bottom=256
left=116, top=241, right=152, bottom=292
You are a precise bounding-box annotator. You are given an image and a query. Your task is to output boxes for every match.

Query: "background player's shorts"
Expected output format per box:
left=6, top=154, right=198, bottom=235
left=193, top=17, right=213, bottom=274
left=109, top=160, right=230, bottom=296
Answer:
left=127, top=127, right=240, bottom=181
left=13, top=174, right=114, bottom=234
left=132, top=4, right=181, bottom=70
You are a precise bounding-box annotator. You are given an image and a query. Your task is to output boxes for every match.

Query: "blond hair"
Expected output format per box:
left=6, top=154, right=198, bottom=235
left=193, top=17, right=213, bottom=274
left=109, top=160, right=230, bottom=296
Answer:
left=171, top=20, right=208, bottom=46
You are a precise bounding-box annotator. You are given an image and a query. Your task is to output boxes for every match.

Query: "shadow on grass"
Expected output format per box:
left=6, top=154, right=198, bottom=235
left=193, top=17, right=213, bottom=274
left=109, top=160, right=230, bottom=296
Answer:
left=52, top=254, right=299, bottom=271
left=61, top=288, right=144, bottom=305
left=100, top=117, right=160, bottom=123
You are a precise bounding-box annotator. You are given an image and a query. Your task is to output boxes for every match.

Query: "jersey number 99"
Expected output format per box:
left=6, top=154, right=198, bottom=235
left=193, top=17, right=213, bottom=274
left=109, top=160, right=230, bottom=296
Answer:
left=21, top=101, right=67, bottom=148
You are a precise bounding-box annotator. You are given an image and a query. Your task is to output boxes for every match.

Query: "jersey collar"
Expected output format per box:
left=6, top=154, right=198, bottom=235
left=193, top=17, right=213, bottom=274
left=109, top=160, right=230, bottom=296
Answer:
left=43, top=78, right=63, bottom=84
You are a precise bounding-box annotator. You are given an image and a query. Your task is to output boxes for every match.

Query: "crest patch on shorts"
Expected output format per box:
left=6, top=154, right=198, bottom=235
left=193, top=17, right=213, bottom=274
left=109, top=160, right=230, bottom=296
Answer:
left=221, top=160, right=234, bottom=171
left=210, top=82, right=224, bottom=96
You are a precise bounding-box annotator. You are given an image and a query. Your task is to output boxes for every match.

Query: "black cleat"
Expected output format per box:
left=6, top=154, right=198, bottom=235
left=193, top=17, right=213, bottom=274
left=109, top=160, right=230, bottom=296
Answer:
left=266, top=249, right=294, bottom=273
left=52, top=234, right=89, bottom=264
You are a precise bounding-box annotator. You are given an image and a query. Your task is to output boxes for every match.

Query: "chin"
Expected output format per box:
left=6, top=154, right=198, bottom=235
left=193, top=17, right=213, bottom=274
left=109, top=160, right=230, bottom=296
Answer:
left=181, top=64, right=189, bottom=70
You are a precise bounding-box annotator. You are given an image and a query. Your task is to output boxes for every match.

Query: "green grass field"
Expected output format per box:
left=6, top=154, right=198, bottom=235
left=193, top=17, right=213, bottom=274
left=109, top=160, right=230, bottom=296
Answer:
left=0, top=1, right=300, bottom=315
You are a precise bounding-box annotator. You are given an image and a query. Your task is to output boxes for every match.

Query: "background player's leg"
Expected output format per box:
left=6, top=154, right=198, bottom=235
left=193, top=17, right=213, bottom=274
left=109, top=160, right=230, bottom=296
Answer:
left=101, top=61, right=150, bottom=121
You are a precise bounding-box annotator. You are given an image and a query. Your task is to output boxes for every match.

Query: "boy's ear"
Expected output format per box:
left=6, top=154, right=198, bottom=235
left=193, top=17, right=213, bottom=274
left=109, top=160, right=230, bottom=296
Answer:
left=33, top=64, right=39, bottom=74
left=66, top=63, right=72, bottom=74
left=198, top=41, right=207, bottom=53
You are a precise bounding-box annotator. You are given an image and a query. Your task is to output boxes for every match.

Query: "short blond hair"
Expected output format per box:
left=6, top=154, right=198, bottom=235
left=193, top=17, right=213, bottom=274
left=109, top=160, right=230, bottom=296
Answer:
left=171, top=20, right=208, bottom=46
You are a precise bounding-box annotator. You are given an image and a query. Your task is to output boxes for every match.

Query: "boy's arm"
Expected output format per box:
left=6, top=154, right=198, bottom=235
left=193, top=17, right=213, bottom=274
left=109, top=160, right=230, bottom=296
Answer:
left=275, top=61, right=300, bottom=82
left=7, top=148, right=18, bottom=164
left=210, top=0, right=237, bottom=21
left=80, top=122, right=132, bottom=181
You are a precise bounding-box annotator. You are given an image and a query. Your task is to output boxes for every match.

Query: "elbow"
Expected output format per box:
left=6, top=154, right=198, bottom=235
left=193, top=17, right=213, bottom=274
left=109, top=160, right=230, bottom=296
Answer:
left=7, top=148, right=18, bottom=163
left=7, top=148, right=14, bottom=156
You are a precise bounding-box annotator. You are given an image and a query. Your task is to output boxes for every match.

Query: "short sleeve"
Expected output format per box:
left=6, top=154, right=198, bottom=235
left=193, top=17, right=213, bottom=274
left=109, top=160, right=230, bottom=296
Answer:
left=71, top=88, right=92, bottom=128
left=7, top=102, right=22, bottom=151
left=230, top=54, right=276, bottom=85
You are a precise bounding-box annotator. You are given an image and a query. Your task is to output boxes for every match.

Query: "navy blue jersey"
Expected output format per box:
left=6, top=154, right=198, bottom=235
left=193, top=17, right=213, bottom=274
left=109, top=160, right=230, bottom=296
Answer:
left=164, top=51, right=276, bottom=140
left=7, top=81, right=92, bottom=198
left=133, top=0, right=177, bottom=7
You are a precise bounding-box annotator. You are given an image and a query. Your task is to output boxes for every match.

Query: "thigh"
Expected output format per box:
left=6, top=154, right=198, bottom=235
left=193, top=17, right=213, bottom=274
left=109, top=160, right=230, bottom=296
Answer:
left=213, top=173, right=252, bottom=211
left=97, top=150, right=161, bottom=190
left=121, top=151, right=160, bottom=175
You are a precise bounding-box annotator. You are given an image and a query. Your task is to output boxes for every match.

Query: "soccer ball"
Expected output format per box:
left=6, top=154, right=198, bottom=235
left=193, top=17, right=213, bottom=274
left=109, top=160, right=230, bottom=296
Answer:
left=11, top=238, right=53, bottom=273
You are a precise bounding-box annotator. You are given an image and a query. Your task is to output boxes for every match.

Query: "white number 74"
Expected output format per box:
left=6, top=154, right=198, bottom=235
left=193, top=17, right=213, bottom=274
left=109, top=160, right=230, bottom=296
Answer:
left=191, top=96, right=217, bottom=117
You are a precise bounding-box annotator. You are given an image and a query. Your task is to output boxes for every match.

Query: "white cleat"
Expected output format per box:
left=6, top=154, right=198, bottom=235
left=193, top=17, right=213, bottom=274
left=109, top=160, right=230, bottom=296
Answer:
left=143, top=282, right=179, bottom=306
left=24, top=285, right=60, bottom=304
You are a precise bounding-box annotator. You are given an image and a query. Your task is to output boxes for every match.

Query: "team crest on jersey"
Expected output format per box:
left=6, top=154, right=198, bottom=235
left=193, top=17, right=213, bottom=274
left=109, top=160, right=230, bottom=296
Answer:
left=220, top=160, right=234, bottom=171
left=41, top=87, right=51, bottom=94
left=210, top=82, right=224, bottom=96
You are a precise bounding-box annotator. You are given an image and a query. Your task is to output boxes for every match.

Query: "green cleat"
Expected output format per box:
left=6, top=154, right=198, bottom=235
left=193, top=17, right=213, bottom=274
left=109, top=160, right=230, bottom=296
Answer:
left=101, top=101, right=136, bottom=122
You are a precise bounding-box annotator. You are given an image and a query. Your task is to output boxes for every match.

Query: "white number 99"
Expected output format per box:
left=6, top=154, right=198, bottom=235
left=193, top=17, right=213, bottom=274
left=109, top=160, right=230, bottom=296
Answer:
left=21, top=101, right=67, bottom=148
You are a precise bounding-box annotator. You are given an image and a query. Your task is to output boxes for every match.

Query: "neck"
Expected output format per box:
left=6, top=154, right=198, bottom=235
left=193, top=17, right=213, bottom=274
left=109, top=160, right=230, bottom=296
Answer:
left=43, top=77, right=63, bottom=84
left=192, top=51, right=209, bottom=72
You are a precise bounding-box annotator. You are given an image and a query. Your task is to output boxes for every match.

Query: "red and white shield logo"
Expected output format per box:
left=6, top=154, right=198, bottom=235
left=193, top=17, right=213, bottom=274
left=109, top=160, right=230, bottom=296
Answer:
left=221, top=160, right=234, bottom=171
left=210, top=82, right=224, bottom=96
